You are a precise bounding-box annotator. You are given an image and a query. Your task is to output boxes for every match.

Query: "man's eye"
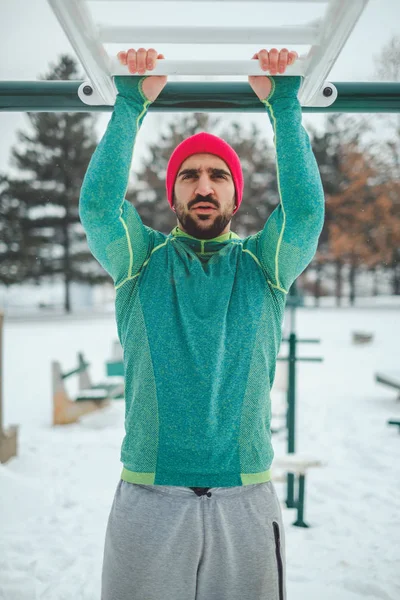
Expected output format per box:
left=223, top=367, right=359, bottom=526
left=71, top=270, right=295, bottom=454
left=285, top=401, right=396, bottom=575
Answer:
left=182, top=174, right=196, bottom=180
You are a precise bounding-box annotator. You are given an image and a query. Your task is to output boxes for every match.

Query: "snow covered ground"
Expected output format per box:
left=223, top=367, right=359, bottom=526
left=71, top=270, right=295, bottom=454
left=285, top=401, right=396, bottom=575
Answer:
left=1, top=307, right=399, bottom=600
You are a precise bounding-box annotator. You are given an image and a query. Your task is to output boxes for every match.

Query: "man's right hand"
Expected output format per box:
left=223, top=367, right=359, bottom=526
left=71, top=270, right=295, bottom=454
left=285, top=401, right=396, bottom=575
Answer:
left=117, top=48, right=167, bottom=102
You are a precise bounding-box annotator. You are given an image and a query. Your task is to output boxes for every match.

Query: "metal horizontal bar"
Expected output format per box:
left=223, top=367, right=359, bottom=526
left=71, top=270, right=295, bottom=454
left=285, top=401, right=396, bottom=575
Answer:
left=91, top=0, right=327, bottom=2
left=100, top=25, right=318, bottom=45
left=109, top=57, right=307, bottom=76
left=1, top=81, right=398, bottom=113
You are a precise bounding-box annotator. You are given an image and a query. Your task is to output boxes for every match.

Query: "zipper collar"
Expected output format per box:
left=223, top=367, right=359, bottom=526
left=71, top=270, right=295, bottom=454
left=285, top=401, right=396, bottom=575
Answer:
left=169, top=226, right=240, bottom=255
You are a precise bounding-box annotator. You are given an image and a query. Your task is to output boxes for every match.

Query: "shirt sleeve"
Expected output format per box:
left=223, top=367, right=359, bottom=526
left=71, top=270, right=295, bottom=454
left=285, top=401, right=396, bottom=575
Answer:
left=79, top=76, right=153, bottom=287
left=255, top=76, right=325, bottom=294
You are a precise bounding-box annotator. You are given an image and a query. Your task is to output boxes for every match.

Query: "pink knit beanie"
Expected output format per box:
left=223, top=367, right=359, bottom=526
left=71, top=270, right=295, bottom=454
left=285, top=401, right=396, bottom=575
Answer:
left=166, top=132, right=244, bottom=215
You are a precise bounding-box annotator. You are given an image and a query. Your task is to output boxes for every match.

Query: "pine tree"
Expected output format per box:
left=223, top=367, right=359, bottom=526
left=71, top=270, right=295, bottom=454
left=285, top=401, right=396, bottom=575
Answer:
left=0, top=55, right=106, bottom=312
left=0, top=175, right=27, bottom=285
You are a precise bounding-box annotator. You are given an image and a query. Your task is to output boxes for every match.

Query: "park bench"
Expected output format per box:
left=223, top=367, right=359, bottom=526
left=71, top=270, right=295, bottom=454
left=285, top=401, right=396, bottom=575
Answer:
left=52, top=352, right=123, bottom=425
left=272, top=453, right=324, bottom=528
left=105, top=340, right=124, bottom=377
left=75, top=352, right=124, bottom=400
left=375, top=372, right=400, bottom=430
left=387, top=419, right=400, bottom=432
left=375, top=372, right=400, bottom=400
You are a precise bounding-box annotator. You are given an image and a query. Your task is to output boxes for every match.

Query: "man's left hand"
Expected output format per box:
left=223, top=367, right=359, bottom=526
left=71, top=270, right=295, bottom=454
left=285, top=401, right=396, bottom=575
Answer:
left=248, top=48, right=299, bottom=101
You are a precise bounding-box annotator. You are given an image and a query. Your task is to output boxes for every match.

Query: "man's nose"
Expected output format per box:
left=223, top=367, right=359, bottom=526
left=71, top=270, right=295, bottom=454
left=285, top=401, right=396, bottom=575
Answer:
left=195, top=175, right=214, bottom=197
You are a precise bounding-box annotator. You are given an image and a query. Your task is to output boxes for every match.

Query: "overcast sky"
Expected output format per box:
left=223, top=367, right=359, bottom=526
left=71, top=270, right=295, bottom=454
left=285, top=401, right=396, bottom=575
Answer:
left=0, top=0, right=399, bottom=177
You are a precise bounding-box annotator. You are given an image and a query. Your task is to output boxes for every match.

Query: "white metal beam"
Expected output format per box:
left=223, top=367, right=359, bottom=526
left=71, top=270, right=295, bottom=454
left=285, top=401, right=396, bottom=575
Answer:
left=47, top=0, right=370, bottom=108
left=99, top=25, right=319, bottom=45
left=48, top=0, right=116, bottom=105
left=298, top=0, right=369, bottom=106
left=109, top=57, right=307, bottom=76
left=91, top=0, right=327, bottom=3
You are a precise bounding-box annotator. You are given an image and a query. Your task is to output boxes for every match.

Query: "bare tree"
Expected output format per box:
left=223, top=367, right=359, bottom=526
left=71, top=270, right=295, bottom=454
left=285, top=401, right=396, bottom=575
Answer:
left=371, top=35, right=400, bottom=293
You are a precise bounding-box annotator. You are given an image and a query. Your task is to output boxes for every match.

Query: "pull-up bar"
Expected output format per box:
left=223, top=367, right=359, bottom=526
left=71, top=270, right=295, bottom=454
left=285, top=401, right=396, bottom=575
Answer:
left=3, top=0, right=397, bottom=114
left=47, top=0, right=370, bottom=108
left=0, top=81, right=399, bottom=113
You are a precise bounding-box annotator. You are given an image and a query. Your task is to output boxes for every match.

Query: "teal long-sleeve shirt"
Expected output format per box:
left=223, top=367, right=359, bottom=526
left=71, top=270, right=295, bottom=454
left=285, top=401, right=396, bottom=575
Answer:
left=79, top=75, right=325, bottom=487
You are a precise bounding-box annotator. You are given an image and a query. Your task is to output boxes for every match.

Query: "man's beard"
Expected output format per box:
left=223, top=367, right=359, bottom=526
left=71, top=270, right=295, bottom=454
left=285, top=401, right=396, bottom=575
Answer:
left=174, top=194, right=235, bottom=240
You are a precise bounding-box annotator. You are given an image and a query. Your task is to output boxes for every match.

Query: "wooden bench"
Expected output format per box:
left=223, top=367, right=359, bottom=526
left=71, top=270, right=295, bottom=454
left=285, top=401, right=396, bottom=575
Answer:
left=0, top=312, right=18, bottom=464
left=272, top=454, right=324, bottom=528
left=52, top=352, right=123, bottom=425
left=76, top=352, right=124, bottom=401
left=105, top=340, right=124, bottom=377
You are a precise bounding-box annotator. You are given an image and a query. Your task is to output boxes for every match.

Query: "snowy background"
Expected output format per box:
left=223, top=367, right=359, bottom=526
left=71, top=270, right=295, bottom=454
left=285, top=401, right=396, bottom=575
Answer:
left=1, top=305, right=400, bottom=599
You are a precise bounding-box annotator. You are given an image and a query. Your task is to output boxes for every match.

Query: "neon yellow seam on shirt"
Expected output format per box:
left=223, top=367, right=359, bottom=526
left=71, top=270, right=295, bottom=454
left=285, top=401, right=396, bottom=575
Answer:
left=261, top=83, right=286, bottom=292
left=118, top=206, right=134, bottom=277
left=115, top=238, right=169, bottom=290
left=242, top=248, right=287, bottom=294
left=117, top=98, right=152, bottom=280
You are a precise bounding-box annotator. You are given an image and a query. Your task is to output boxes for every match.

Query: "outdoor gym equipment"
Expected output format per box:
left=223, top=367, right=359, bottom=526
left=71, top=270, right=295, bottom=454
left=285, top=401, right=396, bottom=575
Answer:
left=1, top=0, right=399, bottom=114
left=47, top=0, right=367, bottom=108
left=277, top=332, right=323, bottom=508
left=52, top=352, right=122, bottom=425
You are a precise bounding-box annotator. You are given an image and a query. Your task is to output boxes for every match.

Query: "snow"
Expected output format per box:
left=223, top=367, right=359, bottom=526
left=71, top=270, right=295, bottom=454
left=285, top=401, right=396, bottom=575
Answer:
left=1, top=306, right=400, bottom=600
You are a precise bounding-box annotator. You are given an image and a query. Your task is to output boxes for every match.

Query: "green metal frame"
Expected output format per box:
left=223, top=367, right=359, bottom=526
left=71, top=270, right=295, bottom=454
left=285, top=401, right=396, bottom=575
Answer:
left=293, top=474, right=309, bottom=528
left=0, top=81, right=399, bottom=112
left=277, top=334, right=322, bottom=509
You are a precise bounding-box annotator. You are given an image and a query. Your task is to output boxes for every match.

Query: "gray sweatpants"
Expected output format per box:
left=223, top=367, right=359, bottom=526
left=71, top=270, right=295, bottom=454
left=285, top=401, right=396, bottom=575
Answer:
left=101, top=479, right=286, bottom=600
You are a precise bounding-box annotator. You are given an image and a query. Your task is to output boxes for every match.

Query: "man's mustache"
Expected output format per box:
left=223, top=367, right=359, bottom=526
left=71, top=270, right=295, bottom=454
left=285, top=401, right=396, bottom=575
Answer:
left=188, top=195, right=219, bottom=210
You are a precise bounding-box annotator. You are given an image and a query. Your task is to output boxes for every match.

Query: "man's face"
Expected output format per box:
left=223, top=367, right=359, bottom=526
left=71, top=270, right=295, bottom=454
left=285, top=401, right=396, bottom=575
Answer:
left=173, top=153, right=236, bottom=240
